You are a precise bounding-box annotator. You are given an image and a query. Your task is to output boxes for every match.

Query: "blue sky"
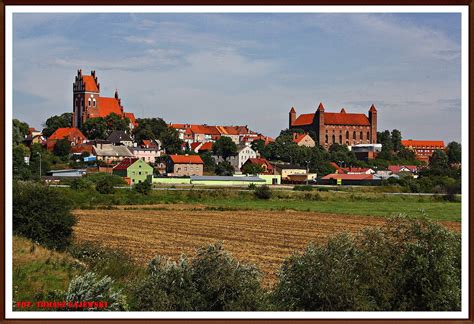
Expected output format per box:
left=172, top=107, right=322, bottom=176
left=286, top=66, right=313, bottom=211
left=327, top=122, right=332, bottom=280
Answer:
left=12, top=12, right=462, bottom=142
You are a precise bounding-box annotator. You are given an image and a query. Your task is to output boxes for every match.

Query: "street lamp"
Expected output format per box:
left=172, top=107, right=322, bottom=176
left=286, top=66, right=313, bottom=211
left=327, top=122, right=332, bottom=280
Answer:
left=305, top=160, right=310, bottom=185
left=36, top=152, right=42, bottom=179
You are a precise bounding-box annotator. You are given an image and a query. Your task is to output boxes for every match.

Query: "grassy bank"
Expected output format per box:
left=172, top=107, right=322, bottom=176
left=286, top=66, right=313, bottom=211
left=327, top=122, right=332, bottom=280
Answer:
left=53, top=187, right=461, bottom=222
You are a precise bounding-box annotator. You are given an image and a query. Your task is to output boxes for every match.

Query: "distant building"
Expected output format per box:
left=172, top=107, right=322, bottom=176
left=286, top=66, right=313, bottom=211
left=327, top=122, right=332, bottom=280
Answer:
left=273, top=163, right=308, bottom=180
left=167, top=154, right=204, bottom=177
left=93, top=143, right=133, bottom=163
left=226, top=145, right=257, bottom=171
left=107, top=130, right=134, bottom=147
left=319, top=173, right=380, bottom=185
left=289, top=103, right=377, bottom=149
left=72, top=69, right=137, bottom=129
left=130, top=147, right=162, bottom=164
left=47, top=169, right=87, bottom=177
left=46, top=127, right=87, bottom=151
left=292, top=133, right=316, bottom=147
left=349, top=143, right=382, bottom=161
left=113, top=158, right=153, bottom=185
left=401, top=140, right=445, bottom=163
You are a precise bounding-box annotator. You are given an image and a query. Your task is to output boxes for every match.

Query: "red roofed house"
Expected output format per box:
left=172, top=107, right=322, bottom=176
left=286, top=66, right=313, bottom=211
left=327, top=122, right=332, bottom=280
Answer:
left=387, top=165, right=418, bottom=174
left=289, top=103, right=377, bottom=149
left=292, top=133, right=316, bottom=147
left=401, top=140, right=445, bottom=163
left=167, top=154, right=204, bottom=177
left=112, top=157, right=153, bottom=185
left=240, top=158, right=274, bottom=175
left=46, top=127, right=87, bottom=151
left=72, top=70, right=137, bottom=130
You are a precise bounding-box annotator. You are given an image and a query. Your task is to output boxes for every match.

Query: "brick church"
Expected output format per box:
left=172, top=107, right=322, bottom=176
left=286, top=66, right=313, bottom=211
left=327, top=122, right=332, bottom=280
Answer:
left=289, top=103, right=377, bottom=149
left=72, top=70, right=137, bottom=129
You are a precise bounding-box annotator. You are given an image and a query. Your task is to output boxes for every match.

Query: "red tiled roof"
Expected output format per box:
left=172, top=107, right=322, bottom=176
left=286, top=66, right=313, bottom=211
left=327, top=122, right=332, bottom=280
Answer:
left=292, top=113, right=315, bottom=126
left=169, top=154, right=204, bottom=164
left=198, top=142, right=213, bottom=151
left=49, top=127, right=86, bottom=140
left=93, top=97, right=123, bottom=117
left=325, top=112, right=370, bottom=126
left=82, top=75, right=99, bottom=92
left=171, top=123, right=187, bottom=129
left=190, top=142, right=202, bottom=151
left=124, top=112, right=137, bottom=125
left=401, top=140, right=445, bottom=148
left=70, top=144, right=94, bottom=154
left=321, top=173, right=373, bottom=180
left=388, top=165, right=418, bottom=173
left=345, top=167, right=373, bottom=173
left=293, top=133, right=309, bottom=144
left=292, top=109, right=370, bottom=127
left=113, top=158, right=139, bottom=171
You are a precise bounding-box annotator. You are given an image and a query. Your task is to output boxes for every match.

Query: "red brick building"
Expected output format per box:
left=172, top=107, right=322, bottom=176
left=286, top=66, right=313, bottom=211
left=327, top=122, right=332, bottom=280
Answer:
left=289, top=103, right=377, bottom=149
left=46, top=127, right=87, bottom=151
left=401, top=140, right=445, bottom=163
left=72, top=70, right=137, bottom=129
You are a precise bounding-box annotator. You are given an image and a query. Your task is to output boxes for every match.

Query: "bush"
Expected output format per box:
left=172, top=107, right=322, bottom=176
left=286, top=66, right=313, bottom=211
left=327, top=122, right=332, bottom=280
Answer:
left=248, top=183, right=257, bottom=190
left=254, top=185, right=272, bottom=200
left=132, top=243, right=267, bottom=311
left=13, top=181, right=76, bottom=250
left=70, top=177, right=93, bottom=191
left=95, top=177, right=116, bottom=194
left=272, top=216, right=461, bottom=311
left=134, top=181, right=152, bottom=195
left=64, top=272, right=128, bottom=311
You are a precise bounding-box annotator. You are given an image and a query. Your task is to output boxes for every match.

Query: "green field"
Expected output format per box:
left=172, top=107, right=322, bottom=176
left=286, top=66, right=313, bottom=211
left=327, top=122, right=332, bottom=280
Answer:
left=55, top=187, right=462, bottom=222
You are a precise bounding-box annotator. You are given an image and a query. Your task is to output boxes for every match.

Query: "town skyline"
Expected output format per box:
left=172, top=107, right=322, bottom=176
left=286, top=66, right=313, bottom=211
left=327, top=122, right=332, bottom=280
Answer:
left=13, top=12, right=462, bottom=142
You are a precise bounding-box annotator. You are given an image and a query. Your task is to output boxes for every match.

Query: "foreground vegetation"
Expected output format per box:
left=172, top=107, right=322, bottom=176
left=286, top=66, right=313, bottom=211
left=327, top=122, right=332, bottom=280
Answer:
left=13, top=214, right=461, bottom=311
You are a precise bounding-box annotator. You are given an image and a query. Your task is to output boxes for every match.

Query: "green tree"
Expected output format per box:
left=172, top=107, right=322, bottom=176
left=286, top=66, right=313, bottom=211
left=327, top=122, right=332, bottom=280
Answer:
left=160, top=128, right=183, bottom=154
left=132, top=118, right=182, bottom=154
left=13, top=144, right=32, bottom=180
left=29, top=143, right=54, bottom=179
left=446, top=142, right=461, bottom=165
left=53, top=139, right=71, bottom=159
left=430, top=149, right=450, bottom=174
left=95, top=177, right=117, bottom=194
left=13, top=119, right=30, bottom=146
left=104, top=113, right=130, bottom=133
left=42, top=113, right=72, bottom=138
left=391, top=129, right=402, bottom=152
left=13, top=181, right=76, bottom=250
left=199, top=151, right=217, bottom=173
left=272, top=216, right=461, bottom=311
left=250, top=139, right=267, bottom=157
left=81, top=117, right=108, bottom=140
left=242, top=163, right=264, bottom=175
left=215, top=161, right=234, bottom=176
left=134, top=180, right=152, bottom=195
left=212, top=137, right=238, bottom=161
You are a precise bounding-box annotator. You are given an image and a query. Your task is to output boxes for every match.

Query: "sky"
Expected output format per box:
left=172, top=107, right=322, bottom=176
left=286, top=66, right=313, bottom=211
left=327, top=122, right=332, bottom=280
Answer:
left=12, top=12, right=462, bottom=142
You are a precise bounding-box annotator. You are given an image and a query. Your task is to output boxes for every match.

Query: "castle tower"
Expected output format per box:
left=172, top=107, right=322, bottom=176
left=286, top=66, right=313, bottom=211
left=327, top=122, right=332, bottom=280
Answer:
left=315, top=102, right=325, bottom=146
left=72, top=69, right=100, bottom=129
left=289, top=107, right=296, bottom=128
left=368, top=104, right=377, bottom=144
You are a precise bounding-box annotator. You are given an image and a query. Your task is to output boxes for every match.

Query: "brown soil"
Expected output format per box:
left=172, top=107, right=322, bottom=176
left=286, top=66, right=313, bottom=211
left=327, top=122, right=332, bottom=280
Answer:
left=73, top=208, right=460, bottom=286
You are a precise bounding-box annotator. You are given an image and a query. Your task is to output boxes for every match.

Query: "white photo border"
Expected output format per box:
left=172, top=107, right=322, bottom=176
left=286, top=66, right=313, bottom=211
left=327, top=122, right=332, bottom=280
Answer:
left=4, top=5, right=470, bottom=319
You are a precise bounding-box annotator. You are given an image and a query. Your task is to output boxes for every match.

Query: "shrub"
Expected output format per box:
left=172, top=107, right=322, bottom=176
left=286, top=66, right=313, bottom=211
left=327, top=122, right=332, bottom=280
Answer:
left=248, top=183, right=257, bottom=190
left=95, top=177, right=116, bottom=194
left=272, top=216, right=461, bottom=311
left=134, top=181, right=152, bottom=195
left=132, top=243, right=267, bottom=311
left=64, top=272, right=128, bottom=311
left=254, top=185, right=272, bottom=200
left=70, top=177, right=93, bottom=191
left=13, top=181, right=76, bottom=250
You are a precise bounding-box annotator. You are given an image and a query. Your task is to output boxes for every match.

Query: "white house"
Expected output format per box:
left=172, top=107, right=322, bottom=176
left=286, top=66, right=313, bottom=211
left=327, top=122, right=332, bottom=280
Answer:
left=227, top=145, right=257, bottom=171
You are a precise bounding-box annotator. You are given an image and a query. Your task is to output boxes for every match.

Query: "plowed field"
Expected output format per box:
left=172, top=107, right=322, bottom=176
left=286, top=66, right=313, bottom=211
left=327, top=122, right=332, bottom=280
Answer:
left=73, top=205, right=460, bottom=285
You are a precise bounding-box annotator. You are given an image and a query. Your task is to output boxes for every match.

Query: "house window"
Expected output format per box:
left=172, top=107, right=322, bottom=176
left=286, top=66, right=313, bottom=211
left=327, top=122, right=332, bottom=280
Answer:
left=339, top=135, right=342, bottom=144
left=367, top=132, right=370, bottom=141
left=346, top=131, right=349, bottom=141
left=88, top=98, right=91, bottom=107
left=93, top=98, right=96, bottom=107
left=353, top=131, right=356, bottom=139
left=325, top=135, right=328, bottom=143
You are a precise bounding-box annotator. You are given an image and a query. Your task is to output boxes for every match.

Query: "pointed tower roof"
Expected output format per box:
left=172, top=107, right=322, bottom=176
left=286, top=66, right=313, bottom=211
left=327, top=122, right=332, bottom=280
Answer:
left=340, top=108, right=346, bottom=113
left=317, top=102, right=325, bottom=112
left=290, top=107, right=296, bottom=113
left=369, top=104, right=377, bottom=112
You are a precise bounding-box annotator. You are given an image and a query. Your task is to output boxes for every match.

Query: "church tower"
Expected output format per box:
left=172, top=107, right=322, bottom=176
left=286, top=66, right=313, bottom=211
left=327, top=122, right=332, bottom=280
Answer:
left=72, top=69, right=100, bottom=129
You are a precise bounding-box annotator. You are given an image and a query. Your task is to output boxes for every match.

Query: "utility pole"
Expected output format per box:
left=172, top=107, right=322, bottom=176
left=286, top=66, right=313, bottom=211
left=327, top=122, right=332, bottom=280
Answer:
left=306, top=160, right=310, bottom=185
